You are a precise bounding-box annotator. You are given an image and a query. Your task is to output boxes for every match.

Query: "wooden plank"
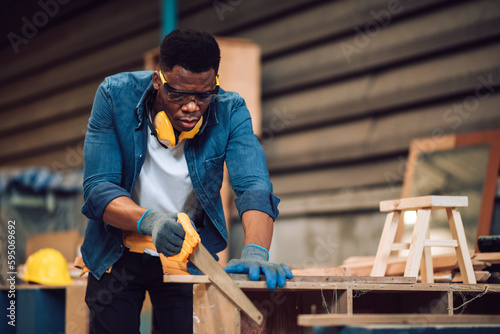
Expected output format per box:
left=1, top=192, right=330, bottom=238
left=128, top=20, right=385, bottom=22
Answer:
left=216, top=37, right=262, bottom=135
left=456, top=130, right=500, bottom=242
left=473, top=252, right=500, bottom=264
left=424, top=240, right=458, bottom=248
left=448, top=290, right=454, bottom=315
left=237, top=0, right=451, bottom=57
left=65, top=285, right=89, bottom=334
left=261, top=0, right=500, bottom=94
left=371, top=211, right=401, bottom=276
left=344, top=252, right=472, bottom=277
left=192, top=283, right=240, bottom=334
left=420, top=228, right=434, bottom=283
left=165, top=274, right=416, bottom=285
left=297, top=314, right=500, bottom=327
left=380, top=196, right=468, bottom=212
left=0, top=0, right=159, bottom=83
left=345, top=288, right=353, bottom=315
left=262, top=42, right=500, bottom=133
left=452, top=271, right=491, bottom=283
left=0, top=29, right=158, bottom=109
left=291, top=267, right=347, bottom=277
left=332, top=288, right=349, bottom=314
left=264, top=93, right=500, bottom=171
left=447, top=208, right=477, bottom=284
left=189, top=244, right=264, bottom=325
left=391, top=243, right=410, bottom=251
left=404, top=209, right=431, bottom=278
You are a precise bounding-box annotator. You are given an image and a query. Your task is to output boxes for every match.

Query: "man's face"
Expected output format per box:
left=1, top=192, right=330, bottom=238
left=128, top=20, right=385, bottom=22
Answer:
left=152, top=65, right=217, bottom=132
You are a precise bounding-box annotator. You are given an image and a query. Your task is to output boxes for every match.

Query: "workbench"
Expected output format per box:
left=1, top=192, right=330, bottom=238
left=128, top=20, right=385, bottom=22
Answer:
left=164, top=275, right=500, bottom=333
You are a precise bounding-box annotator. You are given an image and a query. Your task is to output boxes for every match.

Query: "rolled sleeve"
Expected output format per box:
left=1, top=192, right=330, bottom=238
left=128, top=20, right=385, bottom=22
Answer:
left=235, top=189, right=280, bottom=221
left=81, top=181, right=130, bottom=221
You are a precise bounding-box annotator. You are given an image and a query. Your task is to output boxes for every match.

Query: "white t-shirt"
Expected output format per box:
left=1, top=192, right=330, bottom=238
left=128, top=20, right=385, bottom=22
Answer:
left=131, top=128, right=204, bottom=255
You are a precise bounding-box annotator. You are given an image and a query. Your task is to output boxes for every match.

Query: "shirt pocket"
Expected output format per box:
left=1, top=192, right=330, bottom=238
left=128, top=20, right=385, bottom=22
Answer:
left=202, top=152, right=225, bottom=187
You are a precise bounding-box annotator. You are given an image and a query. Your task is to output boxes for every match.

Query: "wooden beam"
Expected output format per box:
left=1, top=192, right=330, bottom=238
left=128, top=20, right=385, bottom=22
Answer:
left=192, top=283, right=240, bottom=334
left=291, top=267, right=347, bottom=277
left=473, top=252, right=500, bottom=264
left=371, top=211, right=401, bottom=276
left=447, top=208, right=477, bottom=284
left=380, top=196, right=468, bottom=212
left=298, top=314, right=500, bottom=327
left=164, top=274, right=416, bottom=285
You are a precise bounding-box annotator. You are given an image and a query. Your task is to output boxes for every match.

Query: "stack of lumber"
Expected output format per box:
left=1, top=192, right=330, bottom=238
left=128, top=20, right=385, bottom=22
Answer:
left=340, top=252, right=500, bottom=283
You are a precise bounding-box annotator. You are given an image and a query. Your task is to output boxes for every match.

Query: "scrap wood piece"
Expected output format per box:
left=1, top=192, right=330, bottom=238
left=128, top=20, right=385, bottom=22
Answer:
left=473, top=252, right=500, bottom=264
left=343, top=251, right=473, bottom=277
left=297, top=314, right=500, bottom=327
left=291, top=267, right=347, bottom=276
left=432, top=270, right=491, bottom=283
left=452, top=270, right=491, bottom=283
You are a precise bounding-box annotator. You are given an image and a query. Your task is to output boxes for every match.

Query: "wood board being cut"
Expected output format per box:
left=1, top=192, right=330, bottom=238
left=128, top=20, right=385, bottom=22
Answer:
left=164, top=274, right=500, bottom=334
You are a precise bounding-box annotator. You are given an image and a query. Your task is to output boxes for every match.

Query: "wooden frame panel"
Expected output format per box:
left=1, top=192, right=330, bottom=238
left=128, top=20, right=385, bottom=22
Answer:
left=400, top=129, right=500, bottom=247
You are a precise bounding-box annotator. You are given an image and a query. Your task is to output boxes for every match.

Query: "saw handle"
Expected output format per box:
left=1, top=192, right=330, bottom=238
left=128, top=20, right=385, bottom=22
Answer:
left=167, top=213, right=201, bottom=263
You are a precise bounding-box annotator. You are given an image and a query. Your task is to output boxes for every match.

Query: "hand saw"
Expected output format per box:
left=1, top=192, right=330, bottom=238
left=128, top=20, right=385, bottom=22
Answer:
left=167, top=213, right=264, bottom=326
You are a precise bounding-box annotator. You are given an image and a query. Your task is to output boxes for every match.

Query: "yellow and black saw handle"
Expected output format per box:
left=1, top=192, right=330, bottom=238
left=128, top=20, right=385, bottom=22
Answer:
left=167, top=213, right=200, bottom=263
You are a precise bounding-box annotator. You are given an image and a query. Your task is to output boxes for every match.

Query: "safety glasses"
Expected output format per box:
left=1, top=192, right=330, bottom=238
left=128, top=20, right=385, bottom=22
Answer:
left=158, top=71, right=219, bottom=105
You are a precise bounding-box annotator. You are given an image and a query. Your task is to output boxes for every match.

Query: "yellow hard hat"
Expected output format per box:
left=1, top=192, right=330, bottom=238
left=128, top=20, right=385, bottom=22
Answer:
left=23, top=248, right=74, bottom=285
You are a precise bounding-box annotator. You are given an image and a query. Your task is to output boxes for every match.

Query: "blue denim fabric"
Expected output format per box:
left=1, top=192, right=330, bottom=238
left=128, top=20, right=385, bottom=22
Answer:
left=81, top=71, right=280, bottom=279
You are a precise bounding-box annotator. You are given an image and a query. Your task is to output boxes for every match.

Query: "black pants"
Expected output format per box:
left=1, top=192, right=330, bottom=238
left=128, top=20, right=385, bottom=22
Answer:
left=85, top=249, right=193, bottom=334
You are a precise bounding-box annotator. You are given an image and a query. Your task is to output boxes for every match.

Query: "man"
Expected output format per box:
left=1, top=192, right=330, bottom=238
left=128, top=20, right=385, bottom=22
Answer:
left=81, top=29, right=293, bottom=333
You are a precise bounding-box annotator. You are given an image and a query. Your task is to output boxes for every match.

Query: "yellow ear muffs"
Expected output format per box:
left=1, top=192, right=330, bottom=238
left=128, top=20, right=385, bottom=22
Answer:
left=154, top=111, right=203, bottom=148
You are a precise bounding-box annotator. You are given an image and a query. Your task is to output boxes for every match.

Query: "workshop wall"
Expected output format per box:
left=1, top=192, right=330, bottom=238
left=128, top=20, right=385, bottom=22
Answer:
left=179, top=0, right=500, bottom=266
left=1, top=0, right=499, bottom=266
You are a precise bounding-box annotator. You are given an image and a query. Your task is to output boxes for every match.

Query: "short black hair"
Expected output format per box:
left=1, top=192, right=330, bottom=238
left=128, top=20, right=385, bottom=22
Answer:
left=160, top=29, right=221, bottom=74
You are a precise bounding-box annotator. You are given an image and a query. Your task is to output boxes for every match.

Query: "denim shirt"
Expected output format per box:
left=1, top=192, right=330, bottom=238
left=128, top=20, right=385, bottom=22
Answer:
left=81, top=71, right=280, bottom=279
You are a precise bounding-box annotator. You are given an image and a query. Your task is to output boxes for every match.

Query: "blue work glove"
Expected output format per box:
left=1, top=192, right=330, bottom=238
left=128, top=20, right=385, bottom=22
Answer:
left=137, top=209, right=185, bottom=256
left=224, top=244, right=293, bottom=289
